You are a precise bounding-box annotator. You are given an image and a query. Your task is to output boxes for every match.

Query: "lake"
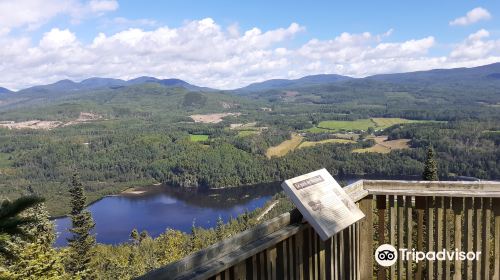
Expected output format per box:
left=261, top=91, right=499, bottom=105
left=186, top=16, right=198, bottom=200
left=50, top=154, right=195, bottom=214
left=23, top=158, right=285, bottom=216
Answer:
left=54, top=174, right=443, bottom=246
left=54, top=183, right=281, bottom=246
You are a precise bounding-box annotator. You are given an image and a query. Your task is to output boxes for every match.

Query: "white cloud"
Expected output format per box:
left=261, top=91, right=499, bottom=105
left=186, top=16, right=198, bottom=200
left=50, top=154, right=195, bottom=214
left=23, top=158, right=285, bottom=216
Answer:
left=0, top=0, right=118, bottom=34
left=89, top=0, right=118, bottom=13
left=449, top=7, right=491, bottom=26
left=0, top=19, right=500, bottom=90
left=39, top=28, right=77, bottom=49
left=450, top=29, right=500, bottom=59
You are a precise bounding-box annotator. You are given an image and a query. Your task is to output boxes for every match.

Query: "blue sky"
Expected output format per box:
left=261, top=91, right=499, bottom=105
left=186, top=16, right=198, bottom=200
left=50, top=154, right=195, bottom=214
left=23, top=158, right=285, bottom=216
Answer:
left=1, top=0, right=499, bottom=89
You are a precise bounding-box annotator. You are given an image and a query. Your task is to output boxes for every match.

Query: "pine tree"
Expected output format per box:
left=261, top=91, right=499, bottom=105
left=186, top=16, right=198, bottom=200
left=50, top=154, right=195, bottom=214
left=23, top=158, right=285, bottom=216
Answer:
left=66, top=173, right=96, bottom=279
left=130, top=228, right=140, bottom=245
left=422, top=146, right=439, bottom=181
left=215, top=216, right=224, bottom=241
left=6, top=202, right=67, bottom=279
left=0, top=196, right=44, bottom=259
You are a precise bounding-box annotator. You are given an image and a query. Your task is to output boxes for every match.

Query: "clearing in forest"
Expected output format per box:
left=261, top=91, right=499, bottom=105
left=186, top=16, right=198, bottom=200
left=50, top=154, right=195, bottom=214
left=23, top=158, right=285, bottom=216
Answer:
left=306, top=117, right=436, bottom=133
left=298, top=139, right=355, bottom=149
left=190, top=113, right=241, bottom=123
left=265, top=134, right=303, bottom=158
left=353, top=136, right=411, bottom=154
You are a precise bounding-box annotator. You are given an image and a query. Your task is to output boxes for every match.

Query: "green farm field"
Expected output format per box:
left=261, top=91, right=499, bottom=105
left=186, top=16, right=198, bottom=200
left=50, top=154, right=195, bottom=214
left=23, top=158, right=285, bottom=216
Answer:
left=189, top=134, right=209, bottom=142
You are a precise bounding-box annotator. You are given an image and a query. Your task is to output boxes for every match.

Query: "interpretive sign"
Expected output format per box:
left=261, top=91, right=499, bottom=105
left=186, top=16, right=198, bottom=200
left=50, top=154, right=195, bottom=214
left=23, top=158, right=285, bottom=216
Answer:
left=281, top=168, right=365, bottom=240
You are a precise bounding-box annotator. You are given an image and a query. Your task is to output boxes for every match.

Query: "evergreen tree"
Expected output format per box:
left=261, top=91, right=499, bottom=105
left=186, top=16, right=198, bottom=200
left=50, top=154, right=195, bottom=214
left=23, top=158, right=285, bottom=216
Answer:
left=66, top=173, right=96, bottom=279
left=215, top=216, right=224, bottom=241
left=422, top=146, right=439, bottom=181
left=0, top=196, right=44, bottom=259
left=5, top=202, right=67, bottom=279
left=139, top=230, right=149, bottom=242
left=130, top=228, right=140, bottom=245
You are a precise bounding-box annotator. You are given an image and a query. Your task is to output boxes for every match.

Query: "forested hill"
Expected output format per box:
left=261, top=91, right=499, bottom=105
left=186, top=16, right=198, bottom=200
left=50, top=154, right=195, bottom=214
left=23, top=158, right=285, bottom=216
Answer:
left=0, top=63, right=499, bottom=216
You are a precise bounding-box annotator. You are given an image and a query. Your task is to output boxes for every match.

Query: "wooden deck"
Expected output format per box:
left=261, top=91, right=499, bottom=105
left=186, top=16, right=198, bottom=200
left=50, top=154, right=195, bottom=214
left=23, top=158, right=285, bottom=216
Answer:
left=137, top=180, right=500, bottom=280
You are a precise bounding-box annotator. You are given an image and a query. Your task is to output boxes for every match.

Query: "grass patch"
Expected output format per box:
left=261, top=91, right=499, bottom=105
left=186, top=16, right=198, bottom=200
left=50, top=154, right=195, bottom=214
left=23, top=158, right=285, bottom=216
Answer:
left=189, top=134, right=209, bottom=142
left=0, top=153, right=12, bottom=168
left=316, top=119, right=374, bottom=131
left=265, top=134, right=303, bottom=158
left=298, top=139, right=355, bottom=149
left=237, top=130, right=259, bottom=137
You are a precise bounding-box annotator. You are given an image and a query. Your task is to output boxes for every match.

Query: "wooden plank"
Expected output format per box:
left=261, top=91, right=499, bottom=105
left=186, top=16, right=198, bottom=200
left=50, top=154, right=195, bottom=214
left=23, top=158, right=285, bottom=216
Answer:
left=251, top=255, right=257, bottom=280
left=493, top=198, right=500, bottom=280
left=313, top=231, right=318, bottom=280
left=397, top=196, right=405, bottom=279
left=444, top=197, right=451, bottom=280
left=296, top=229, right=304, bottom=280
left=339, top=229, right=345, bottom=280
left=482, top=198, right=491, bottom=280
left=389, top=195, right=396, bottom=279
left=436, top=197, right=443, bottom=279
left=474, top=198, right=483, bottom=280
left=415, top=197, right=426, bottom=280
left=234, top=261, right=246, bottom=280
left=376, top=196, right=387, bottom=280
left=406, top=196, right=413, bottom=280
left=359, top=196, right=373, bottom=280
left=325, top=238, right=332, bottom=280
left=464, top=197, right=474, bottom=279
left=276, top=241, right=284, bottom=280
left=452, top=197, right=463, bottom=280
left=319, top=238, right=326, bottom=280
left=427, top=197, right=435, bottom=280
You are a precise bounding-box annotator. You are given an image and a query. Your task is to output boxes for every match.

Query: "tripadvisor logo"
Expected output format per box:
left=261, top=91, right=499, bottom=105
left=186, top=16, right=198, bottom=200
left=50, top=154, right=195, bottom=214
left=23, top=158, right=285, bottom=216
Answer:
left=375, top=244, right=398, bottom=267
left=375, top=244, right=481, bottom=267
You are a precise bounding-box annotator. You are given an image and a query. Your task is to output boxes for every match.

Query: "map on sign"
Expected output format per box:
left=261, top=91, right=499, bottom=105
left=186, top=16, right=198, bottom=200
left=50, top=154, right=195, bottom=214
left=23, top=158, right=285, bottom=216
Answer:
left=281, top=168, right=365, bottom=240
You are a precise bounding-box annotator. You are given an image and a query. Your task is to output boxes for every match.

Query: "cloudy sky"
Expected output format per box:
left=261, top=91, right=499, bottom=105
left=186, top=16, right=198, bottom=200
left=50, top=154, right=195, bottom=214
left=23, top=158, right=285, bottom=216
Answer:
left=1, top=0, right=500, bottom=90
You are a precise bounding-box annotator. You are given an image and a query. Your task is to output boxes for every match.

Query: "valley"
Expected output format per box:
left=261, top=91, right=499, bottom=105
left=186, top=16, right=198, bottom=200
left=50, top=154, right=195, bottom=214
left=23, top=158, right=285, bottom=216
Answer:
left=0, top=63, right=499, bottom=218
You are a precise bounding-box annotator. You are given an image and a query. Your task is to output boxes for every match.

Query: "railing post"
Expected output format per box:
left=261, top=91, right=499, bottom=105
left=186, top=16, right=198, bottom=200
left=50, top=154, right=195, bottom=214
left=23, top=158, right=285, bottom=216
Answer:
left=376, top=196, right=387, bottom=280
left=494, top=198, right=500, bottom=280
left=415, top=197, right=426, bottom=280
left=359, top=195, right=373, bottom=280
left=452, top=197, right=463, bottom=280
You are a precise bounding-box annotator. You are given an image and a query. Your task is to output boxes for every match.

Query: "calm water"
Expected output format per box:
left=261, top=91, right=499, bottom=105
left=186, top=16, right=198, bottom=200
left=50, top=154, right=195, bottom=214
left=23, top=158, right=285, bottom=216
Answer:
left=54, top=183, right=281, bottom=246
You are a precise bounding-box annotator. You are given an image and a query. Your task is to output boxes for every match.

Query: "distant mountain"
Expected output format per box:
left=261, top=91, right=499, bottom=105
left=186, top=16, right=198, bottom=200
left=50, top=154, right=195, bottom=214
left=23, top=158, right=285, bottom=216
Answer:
left=236, top=74, right=353, bottom=92
left=367, top=62, right=500, bottom=85
left=16, top=77, right=211, bottom=95
left=125, top=77, right=207, bottom=91
left=0, top=87, right=12, bottom=94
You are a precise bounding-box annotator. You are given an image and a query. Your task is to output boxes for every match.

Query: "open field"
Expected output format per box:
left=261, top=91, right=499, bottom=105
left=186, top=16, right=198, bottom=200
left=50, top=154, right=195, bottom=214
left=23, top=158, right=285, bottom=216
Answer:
left=371, top=118, right=414, bottom=129
left=190, top=112, right=241, bottom=123
left=265, top=134, right=303, bottom=158
left=305, top=117, right=442, bottom=133
left=353, top=136, right=411, bottom=154
left=298, top=139, right=355, bottom=149
left=317, top=119, right=373, bottom=131
left=189, top=134, right=209, bottom=142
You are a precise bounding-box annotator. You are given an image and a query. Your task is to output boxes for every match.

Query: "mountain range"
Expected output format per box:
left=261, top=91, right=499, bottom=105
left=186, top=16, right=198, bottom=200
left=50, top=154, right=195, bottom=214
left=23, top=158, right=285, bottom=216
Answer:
left=1, top=62, right=499, bottom=95
left=0, top=62, right=499, bottom=114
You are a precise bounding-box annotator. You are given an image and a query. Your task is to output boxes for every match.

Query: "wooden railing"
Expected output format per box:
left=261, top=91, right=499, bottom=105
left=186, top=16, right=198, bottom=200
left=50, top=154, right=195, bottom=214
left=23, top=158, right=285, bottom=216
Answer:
left=137, top=180, right=500, bottom=280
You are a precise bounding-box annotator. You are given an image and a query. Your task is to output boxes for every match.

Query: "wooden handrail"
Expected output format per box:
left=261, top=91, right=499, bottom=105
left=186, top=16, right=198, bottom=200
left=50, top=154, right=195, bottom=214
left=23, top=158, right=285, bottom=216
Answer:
left=136, top=179, right=500, bottom=280
left=363, top=180, right=500, bottom=197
